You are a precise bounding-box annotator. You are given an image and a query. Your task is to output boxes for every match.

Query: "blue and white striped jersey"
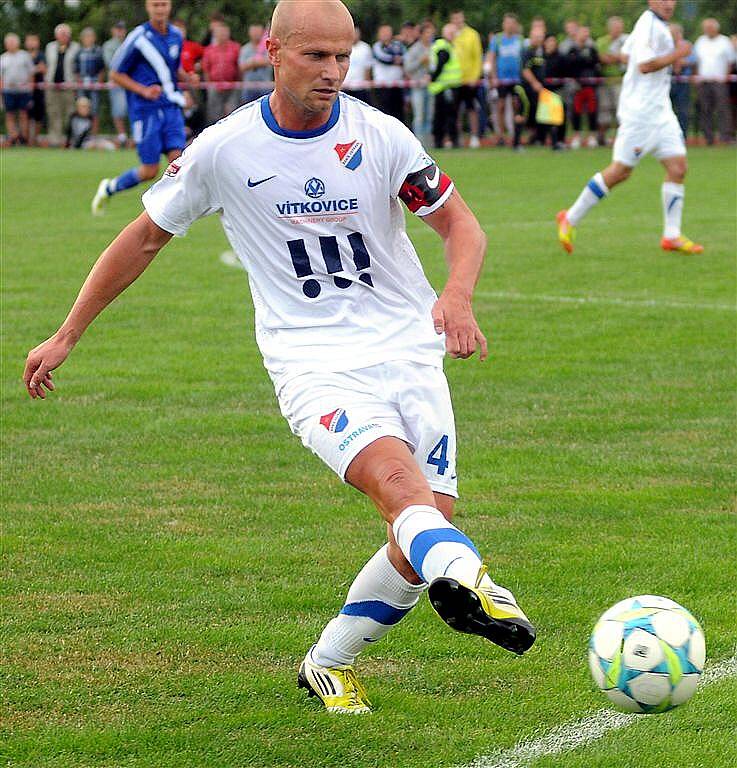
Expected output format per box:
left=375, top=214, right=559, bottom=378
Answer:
left=110, top=22, right=185, bottom=116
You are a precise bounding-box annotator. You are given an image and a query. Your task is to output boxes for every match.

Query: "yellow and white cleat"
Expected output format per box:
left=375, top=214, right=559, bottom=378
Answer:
left=660, top=235, right=704, bottom=254
left=298, top=651, right=372, bottom=714
left=91, top=178, right=111, bottom=216
left=428, top=564, right=536, bottom=655
left=556, top=209, right=575, bottom=253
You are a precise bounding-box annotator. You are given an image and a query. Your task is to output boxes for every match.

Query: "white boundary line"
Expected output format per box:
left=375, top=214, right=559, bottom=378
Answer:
left=458, top=655, right=737, bottom=768
left=476, top=290, right=737, bottom=313
left=218, top=251, right=736, bottom=313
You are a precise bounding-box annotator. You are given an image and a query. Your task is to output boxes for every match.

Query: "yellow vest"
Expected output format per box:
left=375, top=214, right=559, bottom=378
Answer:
left=453, top=25, right=483, bottom=84
left=429, top=38, right=462, bottom=95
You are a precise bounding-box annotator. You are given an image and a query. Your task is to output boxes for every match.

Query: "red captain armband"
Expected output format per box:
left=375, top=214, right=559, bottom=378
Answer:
left=398, top=163, right=453, bottom=214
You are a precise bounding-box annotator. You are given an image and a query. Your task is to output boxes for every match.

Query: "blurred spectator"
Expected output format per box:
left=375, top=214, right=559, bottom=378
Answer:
left=596, top=16, right=628, bottom=145
left=239, top=24, right=272, bottom=105
left=74, top=27, right=105, bottom=134
left=1, top=32, right=34, bottom=145
left=694, top=18, right=736, bottom=144
left=559, top=19, right=579, bottom=56
left=404, top=20, right=434, bottom=140
left=429, top=23, right=462, bottom=148
left=399, top=21, right=419, bottom=49
left=521, top=26, right=547, bottom=146
left=24, top=33, right=45, bottom=146
left=568, top=26, right=600, bottom=148
left=450, top=10, right=483, bottom=148
left=66, top=95, right=92, bottom=147
left=201, top=12, right=225, bottom=48
left=44, top=23, right=79, bottom=146
left=488, top=13, right=523, bottom=147
left=343, top=25, right=373, bottom=104
left=173, top=18, right=204, bottom=77
left=372, top=24, right=405, bottom=122
left=542, top=33, right=567, bottom=149
left=670, top=23, right=696, bottom=138
left=529, top=16, right=546, bottom=40
left=202, top=22, right=240, bottom=124
left=102, top=21, right=128, bottom=147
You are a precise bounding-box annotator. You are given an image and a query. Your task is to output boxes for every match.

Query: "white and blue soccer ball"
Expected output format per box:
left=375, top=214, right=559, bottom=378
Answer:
left=588, top=595, right=706, bottom=713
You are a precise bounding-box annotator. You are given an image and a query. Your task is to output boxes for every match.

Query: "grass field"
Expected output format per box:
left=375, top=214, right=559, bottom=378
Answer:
left=2, top=145, right=736, bottom=768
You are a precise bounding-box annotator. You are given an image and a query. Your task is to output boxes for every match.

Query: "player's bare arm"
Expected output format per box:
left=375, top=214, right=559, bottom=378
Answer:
left=23, top=213, right=171, bottom=399
left=639, top=39, right=691, bottom=74
left=422, top=190, right=489, bottom=361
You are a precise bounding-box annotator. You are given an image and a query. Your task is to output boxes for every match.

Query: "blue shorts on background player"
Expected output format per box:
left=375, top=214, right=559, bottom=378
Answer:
left=92, top=0, right=186, bottom=216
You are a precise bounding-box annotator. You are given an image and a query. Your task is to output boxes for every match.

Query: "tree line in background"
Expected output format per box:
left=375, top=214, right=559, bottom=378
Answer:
left=2, top=0, right=735, bottom=45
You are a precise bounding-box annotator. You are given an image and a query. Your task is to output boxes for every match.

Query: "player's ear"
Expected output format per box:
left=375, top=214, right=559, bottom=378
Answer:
left=266, top=36, right=281, bottom=66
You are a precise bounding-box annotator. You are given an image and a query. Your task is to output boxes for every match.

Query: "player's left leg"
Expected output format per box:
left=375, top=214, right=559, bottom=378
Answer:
left=557, top=161, right=631, bottom=253
left=658, top=154, right=703, bottom=254
left=310, top=491, right=454, bottom=676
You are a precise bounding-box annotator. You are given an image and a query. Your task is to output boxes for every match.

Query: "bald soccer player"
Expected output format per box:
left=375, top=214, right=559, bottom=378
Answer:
left=24, top=0, right=535, bottom=714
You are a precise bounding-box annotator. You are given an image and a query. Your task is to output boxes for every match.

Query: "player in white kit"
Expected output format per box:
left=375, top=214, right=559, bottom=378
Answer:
left=23, top=0, right=536, bottom=714
left=557, top=0, right=704, bottom=255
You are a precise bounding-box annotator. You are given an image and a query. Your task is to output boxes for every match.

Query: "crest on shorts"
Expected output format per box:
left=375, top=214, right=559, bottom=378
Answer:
left=320, top=408, right=349, bottom=433
left=164, top=160, right=182, bottom=177
left=634, top=147, right=643, bottom=158
left=334, top=141, right=363, bottom=171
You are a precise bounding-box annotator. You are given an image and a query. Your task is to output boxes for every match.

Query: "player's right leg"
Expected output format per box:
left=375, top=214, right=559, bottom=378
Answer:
left=346, top=437, right=535, bottom=656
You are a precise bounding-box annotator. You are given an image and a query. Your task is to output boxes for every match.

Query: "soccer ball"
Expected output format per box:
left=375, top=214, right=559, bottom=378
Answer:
left=588, top=595, right=706, bottom=714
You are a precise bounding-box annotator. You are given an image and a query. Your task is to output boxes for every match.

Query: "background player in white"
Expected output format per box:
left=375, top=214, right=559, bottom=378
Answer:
left=24, top=0, right=535, bottom=715
left=557, top=0, right=704, bottom=255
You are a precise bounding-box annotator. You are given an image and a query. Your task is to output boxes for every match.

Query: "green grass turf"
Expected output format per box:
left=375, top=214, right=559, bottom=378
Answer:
left=2, top=145, right=736, bottom=768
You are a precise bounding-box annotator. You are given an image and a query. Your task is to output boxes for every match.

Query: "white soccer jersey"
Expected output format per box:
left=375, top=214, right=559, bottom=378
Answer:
left=142, top=93, right=454, bottom=385
left=618, top=8, right=676, bottom=124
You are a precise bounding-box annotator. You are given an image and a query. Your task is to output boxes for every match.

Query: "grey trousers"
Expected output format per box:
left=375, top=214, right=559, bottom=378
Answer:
left=697, top=82, right=733, bottom=144
left=45, top=88, right=75, bottom=146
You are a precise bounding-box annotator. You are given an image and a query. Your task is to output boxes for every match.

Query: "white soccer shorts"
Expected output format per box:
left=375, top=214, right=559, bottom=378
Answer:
left=275, top=360, right=458, bottom=498
left=613, top=113, right=686, bottom=167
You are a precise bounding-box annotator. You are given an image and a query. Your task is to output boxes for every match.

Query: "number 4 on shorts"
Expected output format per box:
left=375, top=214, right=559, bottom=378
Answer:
left=427, top=435, right=449, bottom=476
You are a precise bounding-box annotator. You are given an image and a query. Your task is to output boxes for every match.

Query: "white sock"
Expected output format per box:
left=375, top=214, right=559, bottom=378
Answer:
left=567, top=172, right=609, bottom=226
left=662, top=182, right=684, bottom=239
left=392, top=504, right=487, bottom=587
left=311, top=544, right=426, bottom=667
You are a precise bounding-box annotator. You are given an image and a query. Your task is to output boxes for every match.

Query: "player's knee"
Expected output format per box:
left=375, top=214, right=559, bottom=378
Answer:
left=617, top=165, right=632, bottom=183
left=374, top=458, right=431, bottom=518
left=139, top=164, right=159, bottom=181
left=669, top=159, right=687, bottom=183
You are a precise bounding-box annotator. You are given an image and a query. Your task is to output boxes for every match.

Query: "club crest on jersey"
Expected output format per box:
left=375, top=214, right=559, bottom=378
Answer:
left=164, top=160, right=182, bottom=177
left=334, top=140, right=363, bottom=171
left=320, top=408, right=349, bottom=433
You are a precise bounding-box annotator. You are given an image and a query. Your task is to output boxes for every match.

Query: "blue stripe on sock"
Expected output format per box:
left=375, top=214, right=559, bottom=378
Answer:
left=409, top=528, right=481, bottom=581
left=667, top=195, right=682, bottom=213
left=340, top=600, right=411, bottom=626
left=587, top=179, right=606, bottom=199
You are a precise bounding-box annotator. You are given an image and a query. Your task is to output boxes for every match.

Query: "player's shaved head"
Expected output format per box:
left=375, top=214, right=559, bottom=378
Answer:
left=266, top=0, right=354, bottom=127
left=271, top=0, right=353, bottom=46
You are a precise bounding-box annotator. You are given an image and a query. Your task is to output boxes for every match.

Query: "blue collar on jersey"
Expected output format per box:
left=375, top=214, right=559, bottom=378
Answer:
left=260, top=94, right=340, bottom=138
left=649, top=8, right=665, bottom=21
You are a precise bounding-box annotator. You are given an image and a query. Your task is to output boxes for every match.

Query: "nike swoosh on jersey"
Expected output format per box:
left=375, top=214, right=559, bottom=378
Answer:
left=247, top=175, right=277, bottom=187
left=425, top=167, right=440, bottom=189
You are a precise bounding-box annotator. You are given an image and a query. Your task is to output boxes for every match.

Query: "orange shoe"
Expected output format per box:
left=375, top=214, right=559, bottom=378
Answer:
left=556, top=210, right=575, bottom=253
left=660, top=235, right=704, bottom=254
